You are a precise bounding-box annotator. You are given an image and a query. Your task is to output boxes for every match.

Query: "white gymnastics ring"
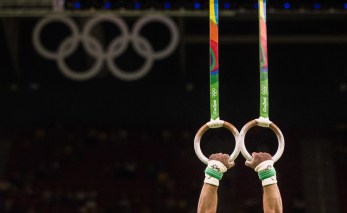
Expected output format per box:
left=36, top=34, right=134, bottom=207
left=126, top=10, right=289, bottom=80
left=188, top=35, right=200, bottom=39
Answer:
left=239, top=119, right=285, bottom=162
left=194, top=120, right=240, bottom=164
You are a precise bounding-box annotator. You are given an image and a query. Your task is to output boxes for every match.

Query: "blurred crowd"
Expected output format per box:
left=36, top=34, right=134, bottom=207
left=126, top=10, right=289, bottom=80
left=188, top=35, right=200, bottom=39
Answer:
left=0, top=124, right=201, bottom=212
left=0, top=123, right=345, bottom=212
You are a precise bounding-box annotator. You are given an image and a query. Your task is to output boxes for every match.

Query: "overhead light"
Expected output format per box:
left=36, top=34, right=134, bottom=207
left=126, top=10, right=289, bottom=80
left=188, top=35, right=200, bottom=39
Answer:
left=283, top=2, right=291, bottom=9
left=104, top=2, right=111, bottom=10
left=223, top=2, right=231, bottom=10
left=73, top=1, right=81, bottom=9
left=164, top=1, right=171, bottom=9
left=194, top=2, right=201, bottom=10
left=134, top=2, right=141, bottom=9
left=313, top=3, right=321, bottom=9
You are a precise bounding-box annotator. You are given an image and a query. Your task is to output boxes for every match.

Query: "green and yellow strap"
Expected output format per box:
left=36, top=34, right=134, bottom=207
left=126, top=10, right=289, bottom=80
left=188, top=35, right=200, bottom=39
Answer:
left=239, top=0, right=285, bottom=163
left=194, top=0, right=240, bottom=165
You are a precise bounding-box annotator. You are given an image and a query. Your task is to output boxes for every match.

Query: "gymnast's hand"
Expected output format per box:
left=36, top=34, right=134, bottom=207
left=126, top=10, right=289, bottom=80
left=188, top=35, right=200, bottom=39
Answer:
left=245, top=152, right=272, bottom=169
left=209, top=153, right=235, bottom=170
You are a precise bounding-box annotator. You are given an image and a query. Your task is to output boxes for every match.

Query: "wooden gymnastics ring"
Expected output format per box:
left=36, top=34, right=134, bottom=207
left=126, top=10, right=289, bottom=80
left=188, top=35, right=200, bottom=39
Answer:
left=238, top=119, right=285, bottom=162
left=194, top=120, right=240, bottom=164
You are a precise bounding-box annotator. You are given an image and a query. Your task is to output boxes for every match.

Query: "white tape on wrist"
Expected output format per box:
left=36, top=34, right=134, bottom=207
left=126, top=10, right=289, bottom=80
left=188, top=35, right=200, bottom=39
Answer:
left=262, top=176, right=277, bottom=186
left=255, top=160, right=274, bottom=172
left=255, top=160, right=277, bottom=186
left=208, top=160, right=228, bottom=173
left=204, top=175, right=220, bottom=186
left=204, top=160, right=228, bottom=186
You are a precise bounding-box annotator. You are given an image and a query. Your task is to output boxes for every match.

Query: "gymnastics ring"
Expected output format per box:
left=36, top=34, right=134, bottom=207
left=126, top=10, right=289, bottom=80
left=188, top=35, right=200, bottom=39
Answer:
left=194, top=120, right=240, bottom=164
left=239, top=119, right=285, bottom=162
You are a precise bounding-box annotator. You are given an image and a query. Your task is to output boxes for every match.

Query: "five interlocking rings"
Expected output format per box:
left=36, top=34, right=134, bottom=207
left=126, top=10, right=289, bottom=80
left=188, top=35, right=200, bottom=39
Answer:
left=211, top=88, right=218, bottom=98
left=261, top=85, right=268, bottom=95
left=33, top=14, right=179, bottom=81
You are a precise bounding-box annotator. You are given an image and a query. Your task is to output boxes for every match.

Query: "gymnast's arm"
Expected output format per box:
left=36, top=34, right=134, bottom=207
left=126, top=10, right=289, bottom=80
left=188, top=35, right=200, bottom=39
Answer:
left=263, top=182, right=283, bottom=213
left=245, top=152, right=283, bottom=213
left=197, top=153, right=234, bottom=213
left=198, top=183, right=218, bottom=213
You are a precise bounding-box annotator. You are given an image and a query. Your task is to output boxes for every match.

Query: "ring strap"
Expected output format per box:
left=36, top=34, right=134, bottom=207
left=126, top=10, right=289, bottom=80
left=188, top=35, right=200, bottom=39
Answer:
left=193, top=0, right=241, bottom=165
left=259, top=0, right=270, bottom=119
left=210, top=0, right=220, bottom=121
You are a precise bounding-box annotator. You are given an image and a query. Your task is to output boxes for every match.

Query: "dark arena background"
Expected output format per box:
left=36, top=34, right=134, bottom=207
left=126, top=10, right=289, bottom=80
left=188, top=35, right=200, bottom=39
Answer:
left=0, top=0, right=346, bottom=212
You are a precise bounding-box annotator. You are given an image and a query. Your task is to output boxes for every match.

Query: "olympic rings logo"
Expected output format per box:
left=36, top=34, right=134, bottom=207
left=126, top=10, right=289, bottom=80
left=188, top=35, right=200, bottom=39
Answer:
left=32, top=14, right=179, bottom=81
left=211, top=88, right=218, bottom=98
left=261, top=84, right=268, bottom=95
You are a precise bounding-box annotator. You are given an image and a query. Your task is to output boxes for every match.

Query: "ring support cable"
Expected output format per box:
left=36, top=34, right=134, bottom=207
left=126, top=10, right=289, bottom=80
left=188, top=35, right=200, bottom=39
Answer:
left=239, top=0, right=285, bottom=162
left=194, top=0, right=240, bottom=165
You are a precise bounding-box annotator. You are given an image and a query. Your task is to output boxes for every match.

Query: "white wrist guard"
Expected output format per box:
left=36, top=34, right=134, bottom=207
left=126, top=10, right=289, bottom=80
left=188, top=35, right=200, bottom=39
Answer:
left=204, top=160, right=227, bottom=186
left=255, top=160, right=277, bottom=186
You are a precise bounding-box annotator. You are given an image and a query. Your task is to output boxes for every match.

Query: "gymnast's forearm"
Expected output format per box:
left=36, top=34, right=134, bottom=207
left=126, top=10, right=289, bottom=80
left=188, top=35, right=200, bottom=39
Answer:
left=198, top=153, right=234, bottom=213
left=263, top=183, right=283, bottom=213
left=198, top=183, right=218, bottom=213
left=245, top=152, right=283, bottom=213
